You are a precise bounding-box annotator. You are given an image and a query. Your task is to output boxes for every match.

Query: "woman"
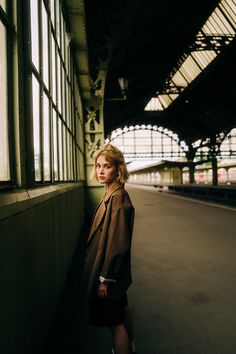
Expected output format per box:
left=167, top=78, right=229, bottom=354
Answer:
left=83, top=144, right=136, bottom=354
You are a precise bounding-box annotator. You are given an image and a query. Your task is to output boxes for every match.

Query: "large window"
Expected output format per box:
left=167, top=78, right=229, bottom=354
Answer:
left=107, top=125, right=185, bottom=162
left=0, top=3, right=10, bottom=182
left=30, top=0, right=83, bottom=183
left=0, top=0, right=84, bottom=188
left=220, top=128, right=236, bottom=158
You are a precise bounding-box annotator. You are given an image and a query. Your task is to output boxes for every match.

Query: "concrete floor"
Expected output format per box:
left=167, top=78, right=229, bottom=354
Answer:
left=44, top=185, right=236, bottom=354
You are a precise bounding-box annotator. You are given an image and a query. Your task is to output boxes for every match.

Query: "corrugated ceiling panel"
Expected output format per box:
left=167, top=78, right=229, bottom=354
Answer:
left=172, top=71, right=188, bottom=86
left=159, top=95, right=172, bottom=108
left=144, top=0, right=236, bottom=112
left=144, top=97, right=163, bottom=111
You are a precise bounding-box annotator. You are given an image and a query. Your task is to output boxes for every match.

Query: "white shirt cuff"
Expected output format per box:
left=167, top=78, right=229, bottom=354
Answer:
left=99, top=275, right=117, bottom=283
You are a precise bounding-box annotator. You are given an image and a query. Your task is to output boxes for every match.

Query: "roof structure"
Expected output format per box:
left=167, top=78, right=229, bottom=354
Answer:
left=72, top=0, right=236, bottom=144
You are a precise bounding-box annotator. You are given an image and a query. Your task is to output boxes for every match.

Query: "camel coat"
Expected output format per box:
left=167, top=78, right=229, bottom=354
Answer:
left=84, top=182, right=135, bottom=300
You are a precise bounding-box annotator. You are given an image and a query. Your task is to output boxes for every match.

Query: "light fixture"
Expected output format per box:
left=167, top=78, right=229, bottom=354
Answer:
left=118, top=77, right=128, bottom=98
left=118, top=77, right=128, bottom=99
left=106, top=77, right=128, bottom=101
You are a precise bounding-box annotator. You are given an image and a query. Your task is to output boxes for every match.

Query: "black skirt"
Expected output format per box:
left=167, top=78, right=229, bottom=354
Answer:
left=88, top=295, right=128, bottom=327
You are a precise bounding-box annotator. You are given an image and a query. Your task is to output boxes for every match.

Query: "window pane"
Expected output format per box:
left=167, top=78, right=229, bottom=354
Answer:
left=32, top=75, right=41, bottom=181
left=0, top=0, right=6, bottom=11
left=50, top=0, right=55, bottom=29
left=43, top=93, right=50, bottom=180
left=61, top=13, right=65, bottom=61
left=61, top=68, right=65, bottom=119
left=57, top=52, right=61, bottom=113
left=68, top=134, right=72, bottom=180
left=42, top=3, right=49, bottom=88
left=56, top=1, right=61, bottom=48
left=53, top=110, right=58, bottom=180
left=30, top=0, right=39, bottom=71
left=63, top=125, right=67, bottom=180
left=58, top=119, right=63, bottom=180
left=0, top=22, right=10, bottom=181
left=51, top=34, right=56, bottom=103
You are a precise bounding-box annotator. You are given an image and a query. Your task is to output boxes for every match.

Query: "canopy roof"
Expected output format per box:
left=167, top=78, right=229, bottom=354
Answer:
left=66, top=0, right=236, bottom=144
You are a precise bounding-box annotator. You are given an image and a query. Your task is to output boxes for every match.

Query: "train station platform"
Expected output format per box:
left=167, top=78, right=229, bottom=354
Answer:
left=44, top=184, right=236, bottom=354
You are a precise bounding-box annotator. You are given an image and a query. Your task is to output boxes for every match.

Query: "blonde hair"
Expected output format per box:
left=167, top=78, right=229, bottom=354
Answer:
left=91, top=144, right=129, bottom=183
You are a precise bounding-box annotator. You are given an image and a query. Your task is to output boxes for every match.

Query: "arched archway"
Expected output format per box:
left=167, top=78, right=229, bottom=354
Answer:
left=106, top=124, right=187, bottom=162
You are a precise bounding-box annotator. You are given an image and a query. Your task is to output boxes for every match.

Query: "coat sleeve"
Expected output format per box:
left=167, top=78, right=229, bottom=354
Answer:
left=100, top=201, right=134, bottom=281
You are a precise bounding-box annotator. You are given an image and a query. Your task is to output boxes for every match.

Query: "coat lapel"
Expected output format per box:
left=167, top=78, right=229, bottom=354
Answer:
left=87, top=199, right=106, bottom=243
left=103, top=181, right=124, bottom=202
left=87, top=182, right=124, bottom=244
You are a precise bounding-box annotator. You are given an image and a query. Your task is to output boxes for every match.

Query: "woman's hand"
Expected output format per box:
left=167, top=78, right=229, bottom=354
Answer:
left=97, top=282, right=109, bottom=298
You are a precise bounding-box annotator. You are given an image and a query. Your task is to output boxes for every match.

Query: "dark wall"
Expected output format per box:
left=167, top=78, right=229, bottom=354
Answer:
left=0, top=185, right=85, bottom=354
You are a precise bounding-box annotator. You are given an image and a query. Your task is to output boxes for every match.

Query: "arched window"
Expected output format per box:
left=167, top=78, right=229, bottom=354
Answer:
left=106, top=125, right=186, bottom=161
left=220, top=128, right=236, bottom=158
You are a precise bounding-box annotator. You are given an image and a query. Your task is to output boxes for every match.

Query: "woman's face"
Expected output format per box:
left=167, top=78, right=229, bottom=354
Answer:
left=96, top=155, right=118, bottom=186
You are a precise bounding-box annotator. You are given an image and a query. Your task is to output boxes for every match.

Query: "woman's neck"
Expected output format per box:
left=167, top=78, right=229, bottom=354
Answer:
left=105, top=180, right=120, bottom=193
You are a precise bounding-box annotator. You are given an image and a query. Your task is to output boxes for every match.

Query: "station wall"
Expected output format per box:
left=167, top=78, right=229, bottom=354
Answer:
left=0, top=184, right=85, bottom=354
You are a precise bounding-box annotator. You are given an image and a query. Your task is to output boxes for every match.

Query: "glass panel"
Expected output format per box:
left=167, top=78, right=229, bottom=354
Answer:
left=169, top=94, right=178, bottom=102
left=123, top=145, right=134, bottom=153
left=159, top=94, right=172, bottom=108
left=43, top=93, right=50, bottom=180
left=65, top=32, right=70, bottom=71
left=68, top=134, right=72, bottom=180
left=163, top=144, right=172, bottom=152
left=67, top=83, right=71, bottom=128
left=215, top=7, right=235, bottom=34
left=229, top=168, right=236, bottom=180
left=124, top=131, right=134, bottom=138
left=144, top=97, right=163, bottom=111
left=202, top=21, right=215, bottom=35
left=42, top=3, right=49, bottom=88
left=61, top=13, right=65, bottom=61
left=32, top=75, right=41, bottom=181
left=0, top=0, right=6, bottom=11
left=183, top=56, right=201, bottom=80
left=58, top=119, right=63, bottom=180
left=226, top=0, right=236, bottom=14
left=0, top=22, right=10, bottom=181
left=57, top=52, right=61, bottom=113
left=53, top=110, right=58, bottom=180
left=172, top=71, right=188, bottom=86
left=51, top=34, right=56, bottom=103
left=71, top=136, right=75, bottom=180
left=220, top=1, right=236, bottom=28
left=192, top=51, right=209, bottom=69
left=30, top=0, right=39, bottom=71
left=179, top=66, right=192, bottom=83
left=135, top=138, right=152, bottom=146
left=209, top=13, right=224, bottom=34
left=61, top=67, right=65, bottom=119
left=152, top=145, right=162, bottom=153
left=135, top=129, right=147, bottom=138
left=50, top=0, right=55, bottom=28
left=153, top=131, right=162, bottom=140
left=63, top=125, right=67, bottom=180
left=135, top=145, right=152, bottom=153
left=136, top=130, right=151, bottom=138
left=56, top=0, right=61, bottom=48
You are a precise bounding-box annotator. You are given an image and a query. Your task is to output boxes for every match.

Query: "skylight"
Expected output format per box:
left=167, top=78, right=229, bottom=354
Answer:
left=145, top=0, right=236, bottom=111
